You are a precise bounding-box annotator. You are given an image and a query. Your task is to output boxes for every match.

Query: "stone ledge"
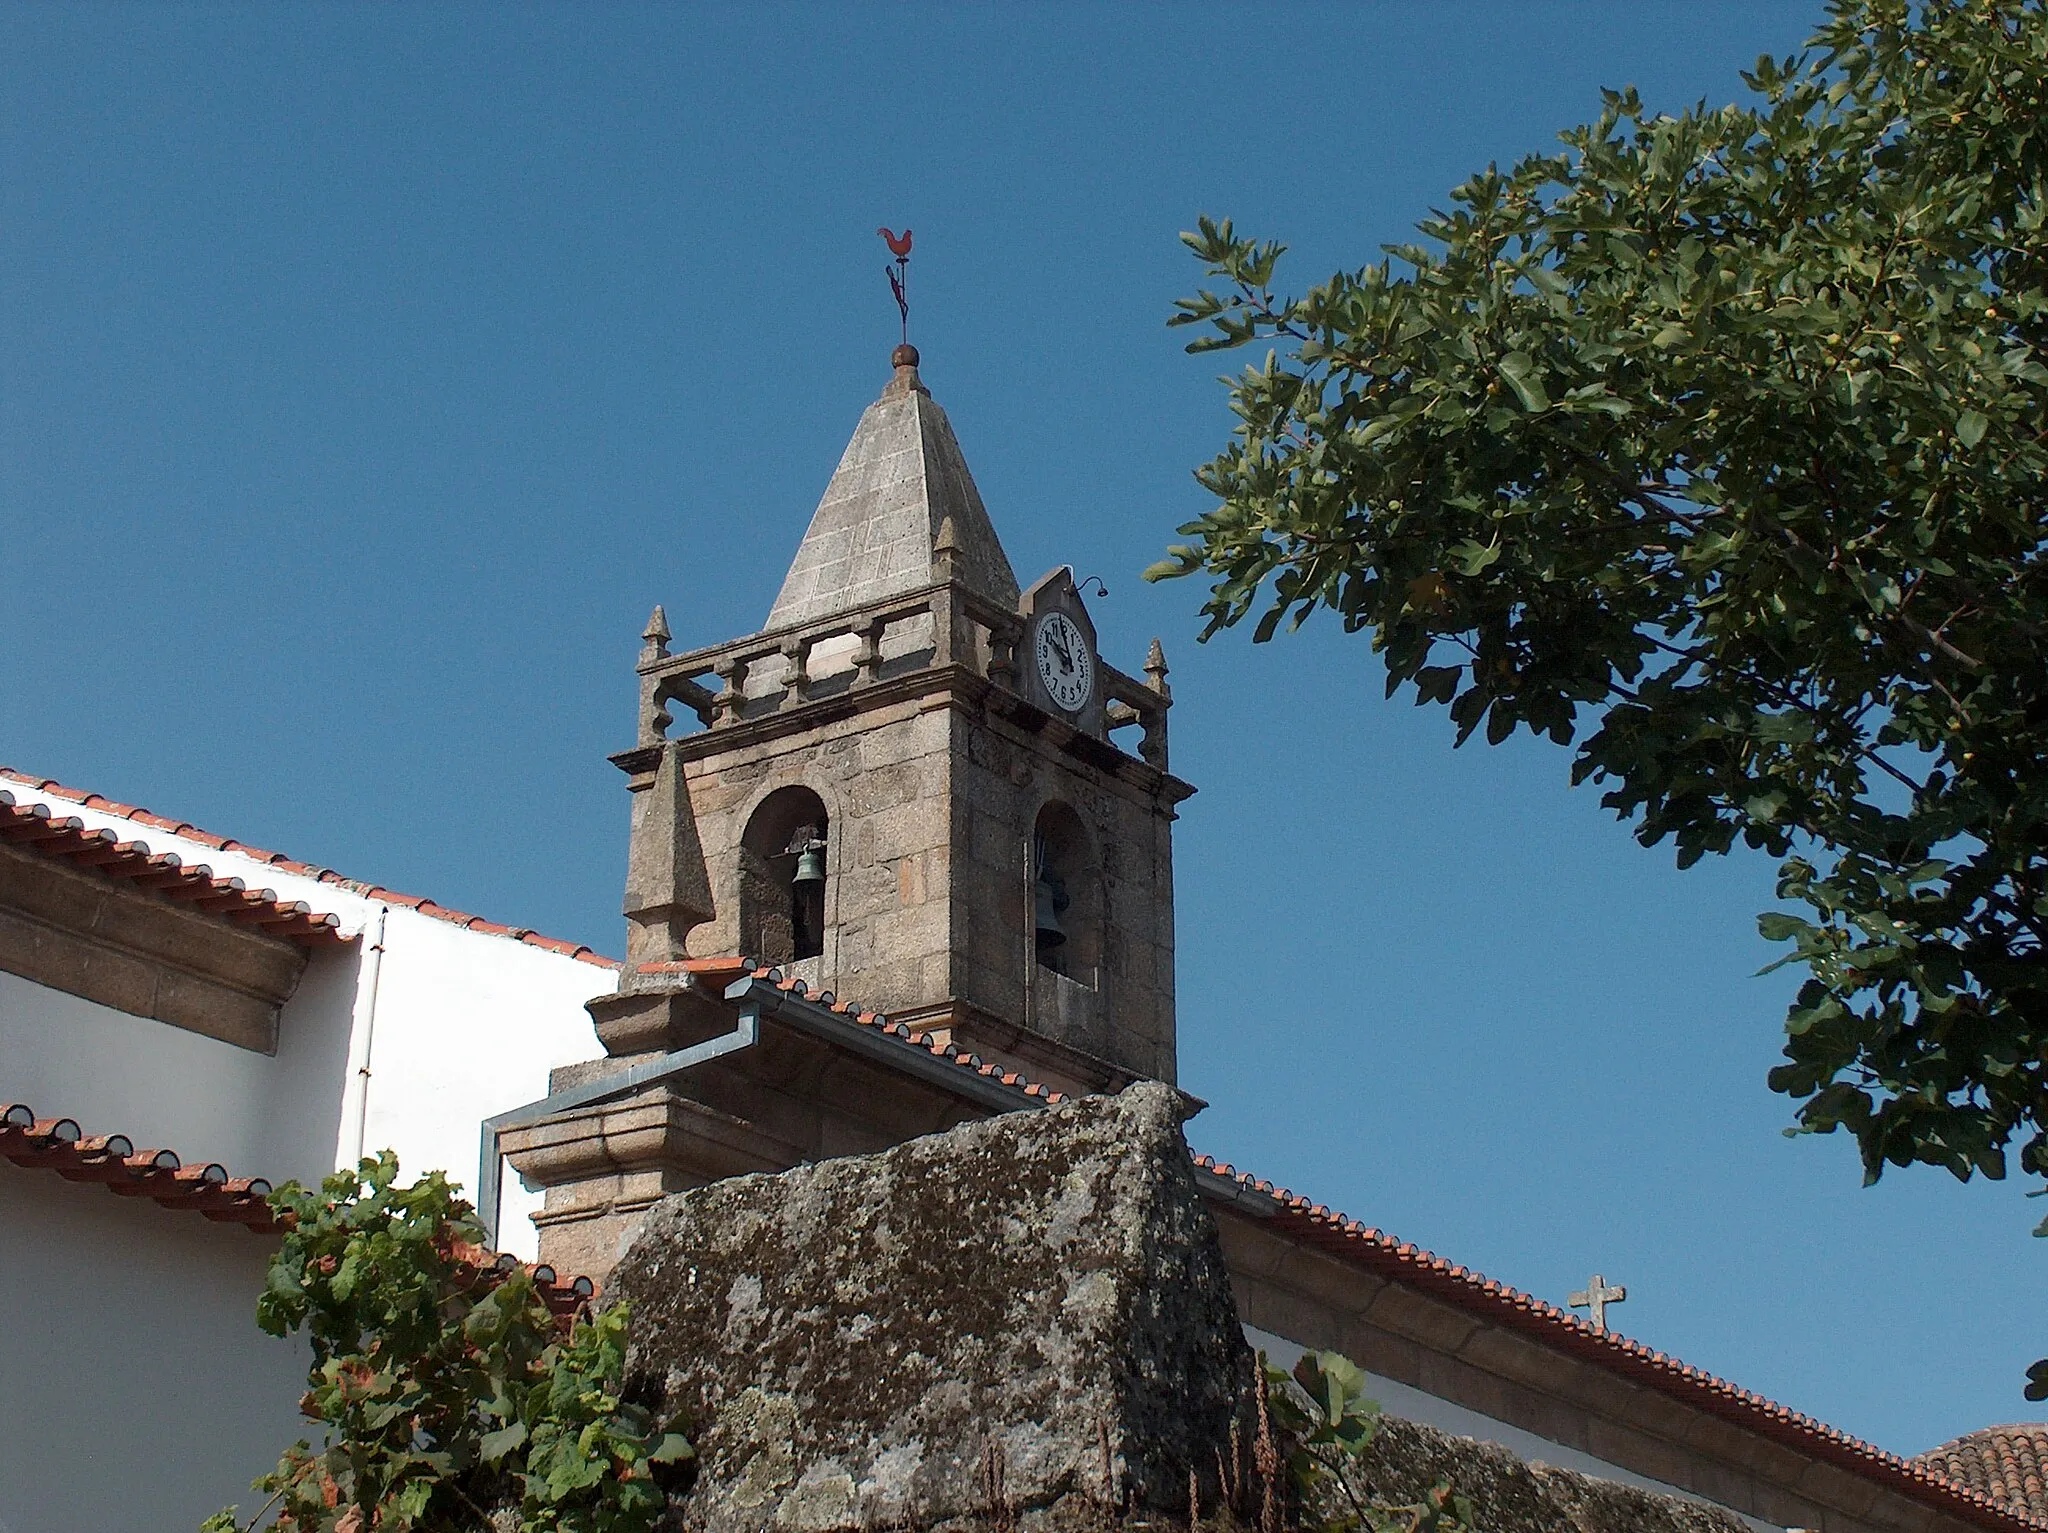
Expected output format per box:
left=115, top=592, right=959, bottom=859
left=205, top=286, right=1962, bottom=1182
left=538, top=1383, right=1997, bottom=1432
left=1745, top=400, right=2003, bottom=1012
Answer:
left=0, top=842, right=307, bottom=1052
left=502, top=1085, right=804, bottom=1197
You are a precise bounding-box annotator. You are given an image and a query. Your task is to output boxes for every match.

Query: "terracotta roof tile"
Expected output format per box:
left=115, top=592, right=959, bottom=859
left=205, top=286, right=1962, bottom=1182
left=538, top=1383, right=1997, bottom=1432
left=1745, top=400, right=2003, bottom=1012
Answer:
left=1190, top=1155, right=2047, bottom=1533
left=0, top=766, right=618, bottom=969
left=735, top=958, right=1067, bottom=1106
left=2, top=1102, right=600, bottom=1321
left=1920, top=1426, right=2048, bottom=1522
left=1, top=1103, right=280, bottom=1231
left=450, top=1248, right=601, bottom=1327
left=0, top=791, right=348, bottom=948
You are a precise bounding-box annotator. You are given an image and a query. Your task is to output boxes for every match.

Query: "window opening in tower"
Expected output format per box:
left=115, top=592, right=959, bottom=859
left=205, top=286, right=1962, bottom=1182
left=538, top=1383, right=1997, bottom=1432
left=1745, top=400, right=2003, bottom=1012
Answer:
left=1033, top=831, right=1070, bottom=977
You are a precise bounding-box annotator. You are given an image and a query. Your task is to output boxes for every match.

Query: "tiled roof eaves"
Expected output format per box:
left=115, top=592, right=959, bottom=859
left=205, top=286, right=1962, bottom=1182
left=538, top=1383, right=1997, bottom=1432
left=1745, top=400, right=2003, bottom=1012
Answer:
left=0, top=790, right=347, bottom=948
left=2, top=1104, right=600, bottom=1320
left=1191, top=1156, right=2047, bottom=1533
left=1, top=1103, right=281, bottom=1231
left=703, top=959, right=1068, bottom=1107
left=0, top=767, right=619, bottom=969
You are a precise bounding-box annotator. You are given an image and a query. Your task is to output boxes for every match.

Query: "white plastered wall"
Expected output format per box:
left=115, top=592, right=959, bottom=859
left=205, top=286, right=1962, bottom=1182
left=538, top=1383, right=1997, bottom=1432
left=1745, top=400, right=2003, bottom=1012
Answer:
left=0, top=963, right=354, bottom=1188
left=0, top=781, right=619, bottom=1257
left=0, top=1164, right=310, bottom=1533
left=351, top=903, right=621, bottom=1247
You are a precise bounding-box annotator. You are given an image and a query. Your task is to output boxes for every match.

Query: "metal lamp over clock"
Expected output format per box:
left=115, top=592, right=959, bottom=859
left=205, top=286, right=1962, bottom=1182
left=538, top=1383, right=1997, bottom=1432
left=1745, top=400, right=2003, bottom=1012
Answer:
left=1032, top=610, right=1094, bottom=714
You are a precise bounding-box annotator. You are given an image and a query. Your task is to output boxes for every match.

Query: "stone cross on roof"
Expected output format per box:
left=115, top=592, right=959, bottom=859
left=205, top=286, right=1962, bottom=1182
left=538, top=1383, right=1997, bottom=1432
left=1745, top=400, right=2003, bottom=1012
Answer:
left=1569, top=1273, right=1627, bottom=1331
left=764, top=346, right=1020, bottom=632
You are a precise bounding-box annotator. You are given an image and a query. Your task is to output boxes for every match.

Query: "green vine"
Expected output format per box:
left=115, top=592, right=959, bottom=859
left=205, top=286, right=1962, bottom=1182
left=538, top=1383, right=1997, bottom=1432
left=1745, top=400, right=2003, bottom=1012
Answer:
left=203, top=1153, right=690, bottom=1532
left=1265, top=1352, right=1473, bottom=1533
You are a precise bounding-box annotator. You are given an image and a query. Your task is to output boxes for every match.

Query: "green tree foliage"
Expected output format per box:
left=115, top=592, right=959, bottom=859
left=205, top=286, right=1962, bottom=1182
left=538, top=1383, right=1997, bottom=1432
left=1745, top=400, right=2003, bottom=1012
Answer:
left=203, top=1154, right=690, bottom=1532
left=1157, top=1, right=2048, bottom=1229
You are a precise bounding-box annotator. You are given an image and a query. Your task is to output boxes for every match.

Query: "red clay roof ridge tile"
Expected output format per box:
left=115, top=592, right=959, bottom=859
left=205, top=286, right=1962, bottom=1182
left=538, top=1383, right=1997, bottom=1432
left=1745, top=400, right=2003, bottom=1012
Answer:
left=730, top=958, right=1072, bottom=1106
left=0, top=765, right=618, bottom=968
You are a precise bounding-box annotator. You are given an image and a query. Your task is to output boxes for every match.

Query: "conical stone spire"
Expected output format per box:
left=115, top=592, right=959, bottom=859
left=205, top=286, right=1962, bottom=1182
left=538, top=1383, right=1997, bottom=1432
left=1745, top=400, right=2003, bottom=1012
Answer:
left=766, top=347, right=1020, bottom=630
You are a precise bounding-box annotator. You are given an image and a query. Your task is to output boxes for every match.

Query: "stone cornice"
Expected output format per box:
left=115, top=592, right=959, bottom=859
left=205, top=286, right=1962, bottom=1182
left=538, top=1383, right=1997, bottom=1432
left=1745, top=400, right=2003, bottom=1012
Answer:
left=0, top=840, right=309, bottom=1053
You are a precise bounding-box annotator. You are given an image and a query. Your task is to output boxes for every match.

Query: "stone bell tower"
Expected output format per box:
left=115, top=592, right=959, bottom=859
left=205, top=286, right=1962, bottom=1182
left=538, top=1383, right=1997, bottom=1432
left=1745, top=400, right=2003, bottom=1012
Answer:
left=604, top=344, right=1193, bottom=1089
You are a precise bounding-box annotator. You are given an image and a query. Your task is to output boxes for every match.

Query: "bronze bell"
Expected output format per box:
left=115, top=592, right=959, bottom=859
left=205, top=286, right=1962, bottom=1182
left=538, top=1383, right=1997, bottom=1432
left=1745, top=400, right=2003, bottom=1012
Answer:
left=1034, top=870, right=1068, bottom=948
left=792, top=836, right=828, bottom=888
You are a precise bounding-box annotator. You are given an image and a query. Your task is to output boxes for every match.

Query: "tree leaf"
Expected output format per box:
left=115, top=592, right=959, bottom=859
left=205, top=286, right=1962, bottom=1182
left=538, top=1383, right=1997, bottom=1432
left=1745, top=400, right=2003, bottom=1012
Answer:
left=1496, top=351, right=1550, bottom=412
left=481, top=1421, right=528, bottom=1462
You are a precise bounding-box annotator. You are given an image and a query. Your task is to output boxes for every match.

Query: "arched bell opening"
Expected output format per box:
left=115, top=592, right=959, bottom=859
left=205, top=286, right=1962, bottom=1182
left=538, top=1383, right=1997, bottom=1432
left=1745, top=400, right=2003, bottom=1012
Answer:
left=1031, top=800, right=1100, bottom=988
left=739, top=785, right=830, bottom=965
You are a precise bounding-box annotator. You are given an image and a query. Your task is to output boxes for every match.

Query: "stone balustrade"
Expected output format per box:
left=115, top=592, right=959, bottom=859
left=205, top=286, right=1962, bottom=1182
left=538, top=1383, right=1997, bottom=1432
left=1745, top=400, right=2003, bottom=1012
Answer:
left=1100, top=661, right=1170, bottom=768
left=633, top=581, right=1170, bottom=770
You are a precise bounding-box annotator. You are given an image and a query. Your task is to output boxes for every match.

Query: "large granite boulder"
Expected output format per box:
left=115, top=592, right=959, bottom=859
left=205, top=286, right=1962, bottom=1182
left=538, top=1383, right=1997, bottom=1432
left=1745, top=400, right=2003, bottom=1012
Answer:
left=1332, top=1415, right=1754, bottom=1533
left=609, top=1082, right=1252, bottom=1533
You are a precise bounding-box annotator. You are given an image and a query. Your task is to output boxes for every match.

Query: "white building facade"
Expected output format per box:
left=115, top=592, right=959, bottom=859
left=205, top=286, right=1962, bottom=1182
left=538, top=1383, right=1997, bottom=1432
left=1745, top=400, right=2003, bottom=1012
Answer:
left=0, top=765, right=617, bottom=1532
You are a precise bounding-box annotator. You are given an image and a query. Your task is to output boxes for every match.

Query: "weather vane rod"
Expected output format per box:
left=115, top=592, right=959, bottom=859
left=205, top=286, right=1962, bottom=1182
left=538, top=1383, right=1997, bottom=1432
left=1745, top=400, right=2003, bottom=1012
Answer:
left=878, top=226, right=913, bottom=346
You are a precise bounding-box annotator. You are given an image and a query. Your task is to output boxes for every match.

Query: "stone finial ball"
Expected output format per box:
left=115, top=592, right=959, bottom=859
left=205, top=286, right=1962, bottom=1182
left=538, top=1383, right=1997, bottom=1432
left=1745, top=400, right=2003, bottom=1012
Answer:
left=892, top=343, right=920, bottom=368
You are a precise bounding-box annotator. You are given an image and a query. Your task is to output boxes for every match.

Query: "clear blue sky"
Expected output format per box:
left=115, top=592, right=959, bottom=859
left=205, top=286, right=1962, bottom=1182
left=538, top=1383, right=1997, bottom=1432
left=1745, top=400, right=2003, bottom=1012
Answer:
left=3, top=3, right=2032, bottom=1458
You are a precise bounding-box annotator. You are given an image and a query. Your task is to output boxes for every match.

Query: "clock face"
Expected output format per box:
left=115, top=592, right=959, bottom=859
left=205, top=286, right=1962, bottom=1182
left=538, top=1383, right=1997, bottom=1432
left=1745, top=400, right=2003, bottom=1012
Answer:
left=1033, top=610, right=1094, bottom=713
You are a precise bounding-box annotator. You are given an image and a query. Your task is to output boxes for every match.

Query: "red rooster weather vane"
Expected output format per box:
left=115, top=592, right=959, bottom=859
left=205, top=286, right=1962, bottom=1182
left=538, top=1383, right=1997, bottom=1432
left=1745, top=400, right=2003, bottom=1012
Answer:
left=878, top=226, right=913, bottom=345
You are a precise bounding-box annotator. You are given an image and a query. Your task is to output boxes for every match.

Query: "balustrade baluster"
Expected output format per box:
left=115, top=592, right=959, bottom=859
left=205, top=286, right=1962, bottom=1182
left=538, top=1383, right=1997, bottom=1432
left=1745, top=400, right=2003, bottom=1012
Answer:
left=639, top=676, right=672, bottom=746
left=931, top=587, right=962, bottom=667
left=988, top=625, right=1018, bottom=687
left=853, top=617, right=886, bottom=686
left=780, top=637, right=811, bottom=702
left=713, top=657, right=748, bottom=725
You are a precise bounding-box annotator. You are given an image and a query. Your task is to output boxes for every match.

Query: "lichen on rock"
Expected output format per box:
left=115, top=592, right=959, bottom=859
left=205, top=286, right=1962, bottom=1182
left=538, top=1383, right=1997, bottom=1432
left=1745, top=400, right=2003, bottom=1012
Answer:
left=609, top=1082, right=1253, bottom=1533
left=1327, top=1415, right=1755, bottom=1533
